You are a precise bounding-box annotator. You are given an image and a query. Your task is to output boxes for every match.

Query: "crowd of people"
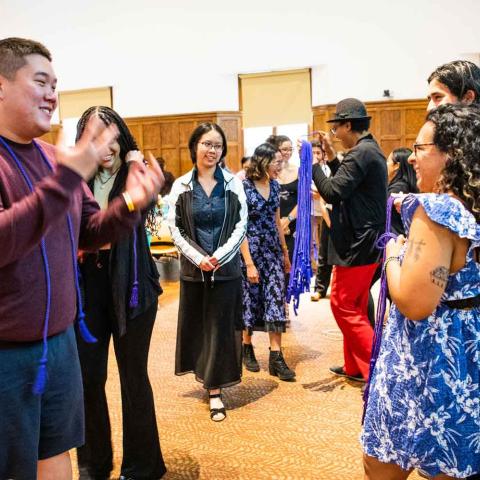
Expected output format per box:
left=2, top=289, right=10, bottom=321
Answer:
left=0, top=36, right=479, bottom=480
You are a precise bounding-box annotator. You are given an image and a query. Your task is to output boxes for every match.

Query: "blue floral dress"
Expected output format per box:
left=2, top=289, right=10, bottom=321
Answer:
left=242, top=179, right=286, bottom=333
left=362, top=193, right=480, bottom=479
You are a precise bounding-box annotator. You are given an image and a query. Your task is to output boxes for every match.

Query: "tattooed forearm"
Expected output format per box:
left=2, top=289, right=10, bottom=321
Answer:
left=430, top=266, right=449, bottom=288
left=406, top=237, right=427, bottom=262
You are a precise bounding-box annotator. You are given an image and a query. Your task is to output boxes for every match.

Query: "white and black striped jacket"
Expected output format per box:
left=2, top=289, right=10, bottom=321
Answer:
left=166, top=168, right=247, bottom=282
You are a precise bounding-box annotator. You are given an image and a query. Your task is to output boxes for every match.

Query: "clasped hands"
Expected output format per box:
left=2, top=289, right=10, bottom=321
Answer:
left=200, top=256, right=220, bottom=272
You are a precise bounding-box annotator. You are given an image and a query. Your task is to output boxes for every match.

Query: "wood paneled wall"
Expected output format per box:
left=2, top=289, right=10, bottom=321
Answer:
left=39, top=112, right=243, bottom=178
left=312, top=99, right=428, bottom=155
left=125, top=111, right=243, bottom=177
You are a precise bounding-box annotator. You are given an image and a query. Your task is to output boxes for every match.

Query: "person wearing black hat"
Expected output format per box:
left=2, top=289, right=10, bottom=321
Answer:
left=311, top=98, right=387, bottom=383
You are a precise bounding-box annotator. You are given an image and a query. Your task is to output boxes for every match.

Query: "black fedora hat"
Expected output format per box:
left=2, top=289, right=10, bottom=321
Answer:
left=326, top=98, right=371, bottom=123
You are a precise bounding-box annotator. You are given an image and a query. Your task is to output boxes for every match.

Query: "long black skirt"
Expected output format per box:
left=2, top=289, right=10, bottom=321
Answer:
left=175, top=277, right=243, bottom=390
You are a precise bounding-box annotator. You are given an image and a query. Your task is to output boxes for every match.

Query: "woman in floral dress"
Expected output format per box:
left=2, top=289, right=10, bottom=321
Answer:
left=362, top=104, right=480, bottom=479
left=240, top=143, right=295, bottom=381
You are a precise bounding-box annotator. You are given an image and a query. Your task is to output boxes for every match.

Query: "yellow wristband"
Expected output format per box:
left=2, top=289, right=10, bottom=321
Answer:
left=122, top=192, right=136, bottom=213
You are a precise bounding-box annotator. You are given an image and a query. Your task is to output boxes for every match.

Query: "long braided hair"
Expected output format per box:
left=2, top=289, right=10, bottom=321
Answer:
left=76, top=106, right=138, bottom=189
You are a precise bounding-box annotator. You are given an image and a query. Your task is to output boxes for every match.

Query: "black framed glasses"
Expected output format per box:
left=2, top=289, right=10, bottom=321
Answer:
left=200, top=141, right=223, bottom=151
left=413, top=142, right=435, bottom=156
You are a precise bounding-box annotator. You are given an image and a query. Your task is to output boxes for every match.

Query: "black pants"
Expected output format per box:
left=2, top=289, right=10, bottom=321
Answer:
left=77, top=254, right=166, bottom=480
left=314, top=219, right=332, bottom=296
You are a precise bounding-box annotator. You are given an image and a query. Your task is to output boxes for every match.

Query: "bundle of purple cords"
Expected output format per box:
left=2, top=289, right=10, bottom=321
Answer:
left=286, top=140, right=313, bottom=315
left=362, top=195, right=396, bottom=421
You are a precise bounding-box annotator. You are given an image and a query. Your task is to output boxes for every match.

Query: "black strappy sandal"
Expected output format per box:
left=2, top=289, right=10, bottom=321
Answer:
left=209, top=393, right=226, bottom=422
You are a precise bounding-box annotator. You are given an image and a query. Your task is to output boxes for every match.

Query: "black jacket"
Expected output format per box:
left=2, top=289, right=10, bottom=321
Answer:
left=167, top=167, right=248, bottom=282
left=83, top=162, right=162, bottom=337
left=312, top=135, right=387, bottom=266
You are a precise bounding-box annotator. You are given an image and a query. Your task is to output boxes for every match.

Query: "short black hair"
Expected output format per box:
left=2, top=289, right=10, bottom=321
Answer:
left=311, top=141, right=322, bottom=149
left=0, top=37, right=52, bottom=80
left=241, top=156, right=251, bottom=166
left=348, top=118, right=370, bottom=133
left=188, top=122, right=227, bottom=164
left=428, top=60, right=480, bottom=104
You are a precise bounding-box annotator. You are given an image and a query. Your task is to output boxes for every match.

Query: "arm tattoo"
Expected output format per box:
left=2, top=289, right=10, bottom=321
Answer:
left=406, top=237, right=427, bottom=262
left=430, top=266, right=449, bottom=288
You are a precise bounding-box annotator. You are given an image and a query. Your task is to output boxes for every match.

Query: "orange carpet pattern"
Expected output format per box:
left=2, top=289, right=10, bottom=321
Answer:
left=72, top=276, right=422, bottom=480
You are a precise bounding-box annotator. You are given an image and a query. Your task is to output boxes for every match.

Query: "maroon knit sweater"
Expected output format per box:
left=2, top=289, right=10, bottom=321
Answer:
left=0, top=138, right=139, bottom=342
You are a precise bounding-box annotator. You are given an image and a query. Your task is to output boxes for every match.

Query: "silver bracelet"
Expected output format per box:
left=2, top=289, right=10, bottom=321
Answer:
left=383, top=255, right=401, bottom=274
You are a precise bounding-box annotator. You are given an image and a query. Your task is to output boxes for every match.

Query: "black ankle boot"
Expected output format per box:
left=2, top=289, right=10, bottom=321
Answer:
left=269, top=349, right=295, bottom=381
left=243, top=343, right=260, bottom=372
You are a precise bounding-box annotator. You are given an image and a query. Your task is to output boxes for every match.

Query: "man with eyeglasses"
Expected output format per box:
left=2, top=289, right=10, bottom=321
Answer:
left=311, top=98, right=387, bottom=385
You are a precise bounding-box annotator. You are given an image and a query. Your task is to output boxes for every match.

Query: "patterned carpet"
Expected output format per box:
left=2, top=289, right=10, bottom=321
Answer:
left=72, top=264, right=422, bottom=480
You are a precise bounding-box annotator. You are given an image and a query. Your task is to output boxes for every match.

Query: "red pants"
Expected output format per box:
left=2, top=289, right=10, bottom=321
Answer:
left=330, top=263, right=378, bottom=380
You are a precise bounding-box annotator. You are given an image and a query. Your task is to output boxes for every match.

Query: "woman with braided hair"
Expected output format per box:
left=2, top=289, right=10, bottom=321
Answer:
left=75, top=106, right=166, bottom=480
left=362, top=104, right=480, bottom=479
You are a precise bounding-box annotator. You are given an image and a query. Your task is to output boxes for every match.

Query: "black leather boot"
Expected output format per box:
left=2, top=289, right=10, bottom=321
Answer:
left=243, top=343, right=260, bottom=372
left=269, top=349, right=295, bottom=381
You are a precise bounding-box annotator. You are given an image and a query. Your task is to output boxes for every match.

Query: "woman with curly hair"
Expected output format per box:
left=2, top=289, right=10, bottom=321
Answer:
left=362, top=104, right=480, bottom=479
left=240, top=143, right=294, bottom=380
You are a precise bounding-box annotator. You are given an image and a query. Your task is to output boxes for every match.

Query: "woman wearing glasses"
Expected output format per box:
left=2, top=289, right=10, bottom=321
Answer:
left=267, top=135, right=298, bottom=259
left=362, top=104, right=480, bottom=479
left=167, top=122, right=247, bottom=422
left=240, top=143, right=295, bottom=380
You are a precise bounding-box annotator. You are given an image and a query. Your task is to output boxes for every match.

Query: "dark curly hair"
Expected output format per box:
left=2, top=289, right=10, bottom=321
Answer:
left=246, top=143, right=278, bottom=181
left=426, top=103, right=480, bottom=221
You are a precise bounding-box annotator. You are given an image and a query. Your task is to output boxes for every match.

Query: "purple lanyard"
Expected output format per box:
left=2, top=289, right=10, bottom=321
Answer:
left=0, top=136, right=96, bottom=395
left=362, top=195, right=396, bottom=421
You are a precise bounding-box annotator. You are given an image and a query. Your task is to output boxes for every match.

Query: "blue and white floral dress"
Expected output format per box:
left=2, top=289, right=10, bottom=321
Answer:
left=362, top=193, right=480, bottom=479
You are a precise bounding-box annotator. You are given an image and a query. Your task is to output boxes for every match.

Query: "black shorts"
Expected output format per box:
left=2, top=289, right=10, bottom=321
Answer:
left=0, top=326, right=84, bottom=479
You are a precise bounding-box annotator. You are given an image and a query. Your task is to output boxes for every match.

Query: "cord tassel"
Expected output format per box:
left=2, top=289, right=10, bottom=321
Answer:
left=33, top=357, right=48, bottom=395
left=129, top=281, right=139, bottom=308
left=129, top=229, right=139, bottom=307
left=362, top=196, right=396, bottom=422
left=77, top=312, right=97, bottom=343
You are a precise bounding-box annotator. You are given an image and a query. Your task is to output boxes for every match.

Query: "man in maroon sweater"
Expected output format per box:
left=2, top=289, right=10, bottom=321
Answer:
left=0, top=38, right=163, bottom=479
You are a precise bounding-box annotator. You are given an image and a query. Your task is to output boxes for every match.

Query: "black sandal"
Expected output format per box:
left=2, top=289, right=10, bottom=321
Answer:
left=209, top=393, right=226, bottom=422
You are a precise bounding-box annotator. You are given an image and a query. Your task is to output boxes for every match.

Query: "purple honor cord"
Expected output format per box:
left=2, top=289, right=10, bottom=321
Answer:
left=286, top=140, right=313, bottom=314
left=0, top=136, right=97, bottom=395
left=362, top=195, right=396, bottom=422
